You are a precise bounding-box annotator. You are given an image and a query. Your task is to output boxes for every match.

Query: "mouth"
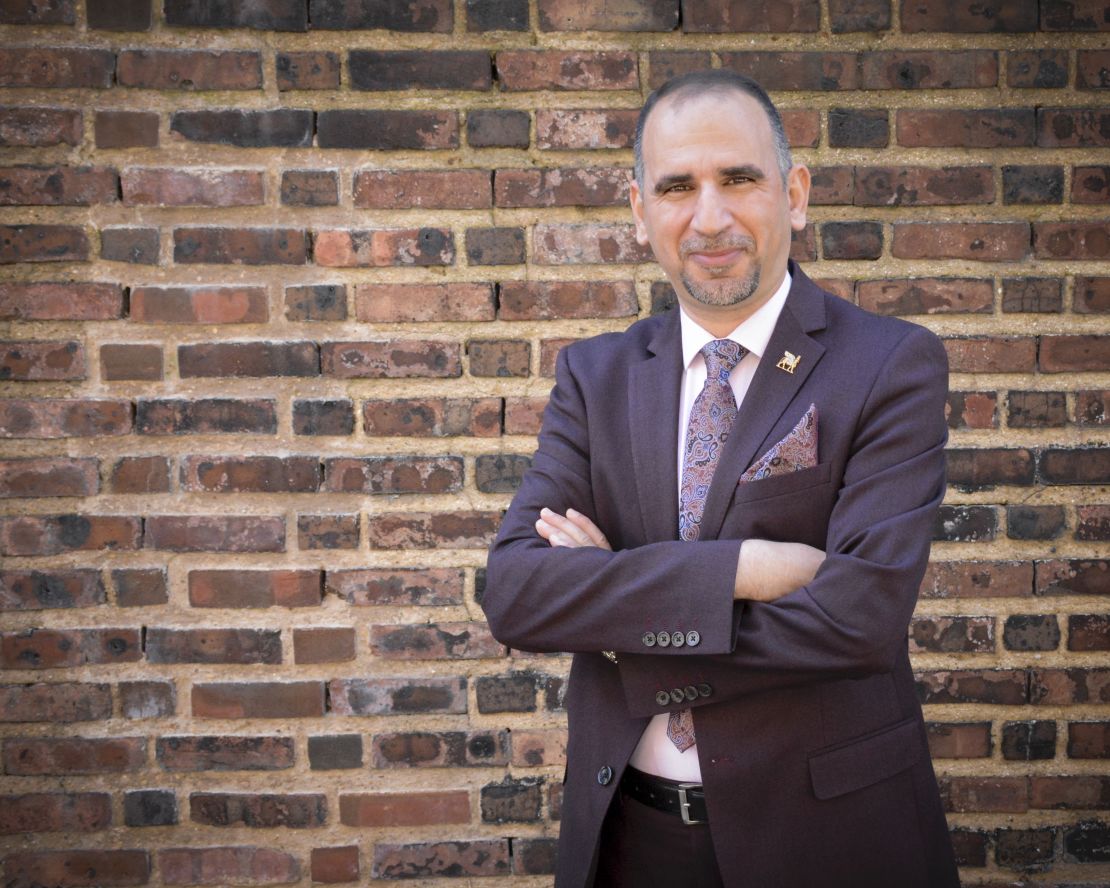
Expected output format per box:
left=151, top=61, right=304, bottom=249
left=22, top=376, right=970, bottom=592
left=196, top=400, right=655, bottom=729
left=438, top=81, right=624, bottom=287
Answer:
left=681, top=238, right=753, bottom=273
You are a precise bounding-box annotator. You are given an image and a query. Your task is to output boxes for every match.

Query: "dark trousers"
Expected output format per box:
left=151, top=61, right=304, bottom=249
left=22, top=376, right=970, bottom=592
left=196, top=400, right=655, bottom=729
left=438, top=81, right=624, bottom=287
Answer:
left=593, top=787, right=726, bottom=888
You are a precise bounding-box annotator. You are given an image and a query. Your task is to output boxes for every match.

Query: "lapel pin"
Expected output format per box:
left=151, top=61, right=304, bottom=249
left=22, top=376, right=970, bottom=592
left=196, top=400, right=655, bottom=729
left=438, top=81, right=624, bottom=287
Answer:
left=776, top=350, right=801, bottom=374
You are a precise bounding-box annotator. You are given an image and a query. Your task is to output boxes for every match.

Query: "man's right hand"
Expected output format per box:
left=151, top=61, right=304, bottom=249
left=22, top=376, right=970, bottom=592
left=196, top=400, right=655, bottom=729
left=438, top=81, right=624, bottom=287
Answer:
left=735, top=539, right=825, bottom=602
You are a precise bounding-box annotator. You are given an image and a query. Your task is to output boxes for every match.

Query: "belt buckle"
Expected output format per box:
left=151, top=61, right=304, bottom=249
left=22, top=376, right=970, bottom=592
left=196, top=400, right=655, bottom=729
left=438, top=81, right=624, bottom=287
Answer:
left=676, top=783, right=704, bottom=825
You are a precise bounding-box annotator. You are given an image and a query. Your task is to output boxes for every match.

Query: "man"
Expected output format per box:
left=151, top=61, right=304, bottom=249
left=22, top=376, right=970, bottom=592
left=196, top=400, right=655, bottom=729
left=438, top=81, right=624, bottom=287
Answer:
left=482, top=70, right=959, bottom=888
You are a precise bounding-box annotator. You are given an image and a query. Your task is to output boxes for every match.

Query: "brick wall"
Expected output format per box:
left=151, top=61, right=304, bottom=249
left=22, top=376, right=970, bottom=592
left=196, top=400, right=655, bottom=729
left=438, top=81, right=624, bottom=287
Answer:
left=0, top=0, right=1107, bottom=883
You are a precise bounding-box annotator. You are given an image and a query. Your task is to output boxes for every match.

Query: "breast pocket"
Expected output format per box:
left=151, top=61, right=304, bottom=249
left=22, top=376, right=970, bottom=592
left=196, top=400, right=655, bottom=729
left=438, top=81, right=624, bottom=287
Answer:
left=732, top=460, right=833, bottom=504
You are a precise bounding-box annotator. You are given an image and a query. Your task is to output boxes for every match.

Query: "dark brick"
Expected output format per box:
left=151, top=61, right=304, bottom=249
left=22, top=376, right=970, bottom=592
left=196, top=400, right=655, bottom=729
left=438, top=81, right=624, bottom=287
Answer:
left=858, top=278, right=991, bottom=315
left=0, top=107, right=81, bottom=147
left=1001, top=720, right=1057, bottom=760
left=1073, top=165, right=1110, bottom=204
left=0, top=569, right=105, bottom=611
left=0, top=225, right=88, bottom=263
left=136, top=398, right=276, bottom=434
left=173, top=227, right=306, bottom=265
left=828, top=108, right=888, bottom=147
left=1078, top=49, right=1110, bottom=89
left=328, top=677, right=467, bottom=715
left=1040, top=447, right=1110, bottom=484
left=87, top=0, right=150, bottom=30
left=916, top=669, right=1027, bottom=704
left=1069, top=722, right=1110, bottom=758
left=160, top=847, right=300, bottom=884
left=157, top=735, right=294, bottom=771
left=513, top=837, right=558, bottom=875
left=496, top=50, right=639, bottom=91
left=1007, top=390, right=1067, bottom=427
left=3, top=851, right=150, bottom=885
left=0, top=514, right=140, bottom=556
left=1031, top=669, right=1110, bottom=705
left=467, top=0, right=528, bottom=30
left=499, top=280, right=636, bottom=319
left=1065, top=820, right=1110, bottom=862
left=901, top=0, right=1036, bottom=31
left=280, top=170, right=338, bottom=207
left=1036, top=559, right=1110, bottom=596
left=312, top=846, right=359, bottom=883
left=535, top=108, right=637, bottom=149
left=325, top=568, right=463, bottom=607
left=285, top=284, right=346, bottom=321
left=0, top=165, right=118, bottom=207
left=363, top=397, right=501, bottom=438
left=321, top=340, right=460, bottom=379
left=124, top=789, right=176, bottom=826
left=366, top=511, right=500, bottom=549
left=178, top=342, right=318, bottom=378
left=720, top=51, right=856, bottom=90
left=949, top=830, right=988, bottom=866
left=276, top=51, right=339, bottom=90
left=372, top=841, right=509, bottom=880
left=324, top=457, right=461, bottom=495
left=1007, top=505, right=1066, bottom=540
left=994, top=828, right=1056, bottom=867
left=350, top=50, right=491, bottom=90
left=892, top=221, right=1030, bottom=261
left=165, top=0, right=306, bottom=29
left=540, top=0, right=676, bottom=30
left=860, top=50, right=997, bottom=88
left=0, top=47, right=113, bottom=88
left=297, top=514, right=359, bottom=550
left=468, top=339, right=530, bottom=377
left=101, top=228, right=159, bottom=264
left=293, top=399, right=354, bottom=435
left=476, top=672, right=536, bottom=712
left=308, top=734, right=362, bottom=770
left=0, top=457, right=98, bottom=498
left=897, top=109, right=1035, bottom=147
left=119, top=680, right=175, bottom=718
left=356, top=169, right=491, bottom=210
left=829, top=0, right=890, bottom=31
left=3, top=737, right=145, bottom=775
left=147, top=628, right=281, bottom=665
left=1069, top=613, right=1110, bottom=650
left=467, top=109, right=529, bottom=147
left=1035, top=221, right=1110, bottom=260
left=0, top=0, right=74, bottom=23
left=314, top=228, right=455, bottom=267
left=474, top=454, right=531, bottom=493
left=109, top=456, right=171, bottom=494
left=113, top=568, right=167, bottom=607
left=190, top=792, right=326, bottom=828
left=1003, top=614, right=1061, bottom=651
left=1037, top=107, right=1110, bottom=147
left=1, top=628, right=140, bottom=669
left=683, top=0, right=818, bottom=31
left=1042, top=0, right=1110, bottom=30
left=144, top=515, right=285, bottom=553
left=465, top=227, right=525, bottom=265
left=180, top=456, right=319, bottom=493
left=117, top=49, right=261, bottom=90
left=1076, top=506, right=1110, bottom=542
left=1008, top=49, right=1069, bottom=87
left=170, top=110, right=313, bottom=147
left=310, top=0, right=453, bottom=30
left=909, top=616, right=993, bottom=653
left=1002, top=164, right=1064, bottom=204
left=1001, top=277, right=1062, bottom=313
left=371, top=730, right=508, bottom=768
left=945, top=448, right=1034, bottom=489
left=495, top=167, right=627, bottom=208
left=0, top=341, right=85, bottom=381
left=647, top=51, right=713, bottom=88
left=1076, top=389, right=1110, bottom=425
left=0, top=682, right=112, bottom=722
left=945, top=391, right=998, bottom=430
left=316, top=110, right=458, bottom=150
left=481, top=776, right=542, bottom=822
left=95, top=111, right=158, bottom=149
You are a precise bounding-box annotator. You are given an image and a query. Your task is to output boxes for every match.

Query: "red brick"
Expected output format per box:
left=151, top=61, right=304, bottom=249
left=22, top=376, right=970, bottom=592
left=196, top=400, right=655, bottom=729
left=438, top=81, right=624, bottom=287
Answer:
left=113, top=568, right=167, bottom=607
left=117, top=49, right=261, bottom=90
left=350, top=50, right=491, bottom=90
left=172, top=109, right=313, bottom=147
left=946, top=392, right=997, bottom=430
left=94, top=110, right=158, bottom=149
left=683, top=0, right=817, bottom=31
left=0, top=569, right=105, bottom=611
left=504, top=396, right=547, bottom=435
left=324, top=456, right=460, bottom=494
left=293, top=627, right=355, bottom=664
left=321, top=340, right=460, bottom=378
left=325, top=568, right=464, bottom=606
left=892, top=222, right=1029, bottom=261
left=920, top=561, right=1032, bottom=598
left=536, top=109, right=638, bottom=149
left=131, top=286, right=268, bottom=324
left=0, top=224, right=88, bottom=263
left=355, top=283, right=493, bottom=322
left=943, top=336, right=1036, bottom=372
left=314, top=228, right=454, bottom=267
left=160, top=847, right=300, bottom=885
left=364, top=397, right=501, bottom=437
left=355, top=170, right=490, bottom=209
left=0, top=515, right=140, bottom=556
left=1042, top=0, right=1110, bottom=30
left=1031, top=668, right=1110, bottom=705
left=0, top=106, right=82, bottom=146
left=0, top=47, right=114, bottom=88
left=192, top=682, right=324, bottom=718
left=105, top=456, right=168, bottom=494
left=0, top=398, right=133, bottom=438
left=1, top=339, right=85, bottom=381
left=297, top=514, right=359, bottom=549
left=316, top=110, right=458, bottom=150
left=180, top=455, right=319, bottom=493
left=188, top=570, right=321, bottom=608
left=311, top=846, right=359, bottom=883
left=101, top=227, right=159, bottom=264
left=720, top=51, right=858, bottom=90
left=157, top=735, right=294, bottom=772
left=540, top=338, right=579, bottom=376
left=499, top=280, right=638, bottom=320
left=0, top=457, right=98, bottom=498
left=285, top=283, right=345, bottom=320
left=467, top=108, right=530, bottom=147
left=4, top=850, right=150, bottom=885
left=926, top=722, right=992, bottom=758
left=122, top=168, right=263, bottom=207
left=0, top=682, right=112, bottom=722
left=1071, top=167, right=1110, bottom=207
left=1031, top=776, right=1110, bottom=809
left=1075, top=390, right=1110, bottom=425
left=495, top=167, right=629, bottom=207
left=860, top=51, right=997, bottom=88
left=135, top=398, right=276, bottom=434
left=366, top=511, right=500, bottom=549
left=277, top=51, right=340, bottom=90
left=191, top=792, right=326, bottom=827
left=1037, top=559, right=1110, bottom=596
left=1069, top=614, right=1110, bottom=650
left=372, top=730, right=509, bottom=768
left=647, top=51, right=713, bottom=88
left=859, top=278, right=993, bottom=316
left=145, top=516, right=285, bottom=552
left=540, top=0, right=676, bottom=29
left=280, top=170, right=338, bottom=207
left=533, top=223, right=651, bottom=264
left=1002, top=277, right=1062, bottom=313
left=1078, top=49, right=1110, bottom=88
left=1040, top=447, right=1110, bottom=484
left=897, top=109, right=1035, bottom=147
left=178, top=341, right=318, bottom=378
left=915, top=669, right=1027, bottom=704
left=1, top=628, right=140, bottom=669
left=946, top=447, right=1034, bottom=488
left=119, top=680, right=175, bottom=718
left=372, top=840, right=509, bottom=879
left=1038, top=108, right=1110, bottom=147
left=901, top=0, right=1037, bottom=31
left=497, top=51, right=638, bottom=90
left=3, top=737, right=145, bottom=774
left=511, top=729, right=568, bottom=766
left=1008, top=49, right=1069, bottom=87
left=1007, top=391, right=1067, bottom=428
left=1041, top=335, right=1110, bottom=372
left=855, top=166, right=993, bottom=206
left=465, top=226, right=524, bottom=265
left=943, top=777, right=1028, bottom=813
left=469, top=339, right=530, bottom=377
left=340, top=790, right=469, bottom=826
left=310, top=0, right=450, bottom=29
left=0, top=166, right=117, bottom=206
left=807, top=166, right=855, bottom=204
left=1035, top=222, right=1110, bottom=260
left=1068, top=722, right=1110, bottom=758
left=101, top=344, right=163, bottom=381
left=909, top=616, right=995, bottom=653
left=1076, top=508, right=1110, bottom=543
left=371, top=622, right=502, bottom=659
left=173, top=227, right=307, bottom=265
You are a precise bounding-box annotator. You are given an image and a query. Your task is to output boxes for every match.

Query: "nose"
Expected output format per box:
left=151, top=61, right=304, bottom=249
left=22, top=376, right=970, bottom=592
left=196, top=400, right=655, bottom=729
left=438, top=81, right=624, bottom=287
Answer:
left=691, top=184, right=730, bottom=236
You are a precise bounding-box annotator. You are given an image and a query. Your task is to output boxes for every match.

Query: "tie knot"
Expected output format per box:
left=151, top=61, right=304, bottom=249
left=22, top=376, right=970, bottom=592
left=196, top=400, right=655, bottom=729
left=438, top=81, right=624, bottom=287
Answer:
left=701, top=339, right=745, bottom=382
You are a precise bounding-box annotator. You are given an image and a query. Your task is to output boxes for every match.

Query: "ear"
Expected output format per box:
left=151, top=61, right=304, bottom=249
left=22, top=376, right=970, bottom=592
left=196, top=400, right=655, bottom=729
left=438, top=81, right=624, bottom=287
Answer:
left=629, top=174, right=650, bottom=246
left=786, top=164, right=811, bottom=232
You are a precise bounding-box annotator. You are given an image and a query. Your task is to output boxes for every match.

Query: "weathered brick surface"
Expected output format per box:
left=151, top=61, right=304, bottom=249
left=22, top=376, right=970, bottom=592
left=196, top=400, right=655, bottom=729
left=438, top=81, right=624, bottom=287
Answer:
left=0, top=6, right=1103, bottom=880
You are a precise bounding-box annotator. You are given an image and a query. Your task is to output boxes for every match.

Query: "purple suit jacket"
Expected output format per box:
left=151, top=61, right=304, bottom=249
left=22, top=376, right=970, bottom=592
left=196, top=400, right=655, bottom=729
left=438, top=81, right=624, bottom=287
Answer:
left=483, top=264, right=960, bottom=888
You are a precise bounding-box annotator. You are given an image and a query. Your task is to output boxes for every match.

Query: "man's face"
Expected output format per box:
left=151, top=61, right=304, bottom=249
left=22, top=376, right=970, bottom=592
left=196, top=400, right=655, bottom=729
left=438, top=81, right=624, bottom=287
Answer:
left=630, top=90, right=810, bottom=328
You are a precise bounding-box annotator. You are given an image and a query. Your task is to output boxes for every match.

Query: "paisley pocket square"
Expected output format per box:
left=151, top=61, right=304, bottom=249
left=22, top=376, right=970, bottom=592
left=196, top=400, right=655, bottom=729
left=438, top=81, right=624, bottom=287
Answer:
left=739, top=403, right=818, bottom=483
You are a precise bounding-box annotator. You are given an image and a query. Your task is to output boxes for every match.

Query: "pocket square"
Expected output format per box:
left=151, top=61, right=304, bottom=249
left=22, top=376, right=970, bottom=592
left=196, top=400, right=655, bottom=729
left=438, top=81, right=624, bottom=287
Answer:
left=739, top=403, right=818, bottom=483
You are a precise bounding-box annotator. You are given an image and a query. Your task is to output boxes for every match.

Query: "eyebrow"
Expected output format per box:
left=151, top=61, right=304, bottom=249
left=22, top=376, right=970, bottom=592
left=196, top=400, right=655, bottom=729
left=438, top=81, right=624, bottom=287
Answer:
left=652, top=164, right=767, bottom=195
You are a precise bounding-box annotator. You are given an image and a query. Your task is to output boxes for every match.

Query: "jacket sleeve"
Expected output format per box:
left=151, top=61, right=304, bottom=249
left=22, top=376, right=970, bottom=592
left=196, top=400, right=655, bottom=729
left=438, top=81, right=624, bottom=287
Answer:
left=481, top=343, right=740, bottom=657
left=615, top=324, right=950, bottom=716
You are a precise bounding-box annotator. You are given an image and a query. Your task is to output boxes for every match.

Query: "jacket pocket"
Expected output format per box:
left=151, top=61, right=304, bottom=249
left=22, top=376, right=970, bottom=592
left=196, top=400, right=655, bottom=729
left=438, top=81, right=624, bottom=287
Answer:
left=808, top=716, right=923, bottom=800
left=732, top=460, right=832, bottom=504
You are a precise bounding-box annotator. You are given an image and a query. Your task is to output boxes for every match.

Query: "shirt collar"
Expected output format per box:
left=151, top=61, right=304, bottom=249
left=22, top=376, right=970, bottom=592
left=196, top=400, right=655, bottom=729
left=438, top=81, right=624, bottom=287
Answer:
left=679, top=269, right=792, bottom=369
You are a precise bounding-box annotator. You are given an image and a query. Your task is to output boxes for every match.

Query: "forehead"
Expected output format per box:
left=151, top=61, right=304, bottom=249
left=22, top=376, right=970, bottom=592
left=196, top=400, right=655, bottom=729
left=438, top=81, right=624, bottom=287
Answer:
left=641, top=90, right=776, bottom=176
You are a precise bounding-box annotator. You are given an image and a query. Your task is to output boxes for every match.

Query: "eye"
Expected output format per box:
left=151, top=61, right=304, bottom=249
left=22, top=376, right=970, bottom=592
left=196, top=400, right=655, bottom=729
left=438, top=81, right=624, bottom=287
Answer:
left=725, top=174, right=753, bottom=186
left=660, top=182, right=692, bottom=194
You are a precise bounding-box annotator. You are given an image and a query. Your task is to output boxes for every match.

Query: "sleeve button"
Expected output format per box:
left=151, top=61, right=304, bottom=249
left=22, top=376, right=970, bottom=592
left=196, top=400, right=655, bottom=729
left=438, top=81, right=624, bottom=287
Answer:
left=656, top=631, right=670, bottom=648
left=670, top=688, right=686, bottom=704
left=670, top=631, right=685, bottom=647
left=656, top=691, right=671, bottom=706
left=642, top=631, right=656, bottom=647
left=698, top=683, right=712, bottom=698
left=684, top=685, right=698, bottom=702
left=685, top=630, right=700, bottom=647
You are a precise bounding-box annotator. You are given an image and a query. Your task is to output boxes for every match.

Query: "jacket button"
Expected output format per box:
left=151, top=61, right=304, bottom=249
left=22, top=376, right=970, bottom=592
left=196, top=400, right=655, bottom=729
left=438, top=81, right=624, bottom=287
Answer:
left=670, top=688, right=685, bottom=704
left=642, top=631, right=656, bottom=647
left=656, top=690, right=671, bottom=706
left=685, top=630, right=700, bottom=647
left=684, top=685, right=698, bottom=702
left=698, top=683, right=712, bottom=698
left=670, top=631, right=685, bottom=647
left=656, top=631, right=670, bottom=647
left=597, top=765, right=613, bottom=785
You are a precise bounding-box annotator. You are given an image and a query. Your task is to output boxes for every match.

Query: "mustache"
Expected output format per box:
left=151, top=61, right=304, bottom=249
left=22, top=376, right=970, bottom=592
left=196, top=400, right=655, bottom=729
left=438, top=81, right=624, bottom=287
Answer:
left=679, top=235, right=754, bottom=259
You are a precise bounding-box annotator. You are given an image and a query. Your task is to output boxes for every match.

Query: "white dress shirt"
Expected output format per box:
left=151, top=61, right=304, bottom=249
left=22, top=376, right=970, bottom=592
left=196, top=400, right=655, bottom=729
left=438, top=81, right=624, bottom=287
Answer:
left=628, top=269, right=792, bottom=782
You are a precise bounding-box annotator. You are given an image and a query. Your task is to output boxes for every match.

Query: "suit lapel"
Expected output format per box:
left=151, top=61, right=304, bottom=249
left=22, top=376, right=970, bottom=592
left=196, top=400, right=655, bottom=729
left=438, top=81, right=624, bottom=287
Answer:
left=629, top=309, right=682, bottom=543
left=698, top=269, right=829, bottom=541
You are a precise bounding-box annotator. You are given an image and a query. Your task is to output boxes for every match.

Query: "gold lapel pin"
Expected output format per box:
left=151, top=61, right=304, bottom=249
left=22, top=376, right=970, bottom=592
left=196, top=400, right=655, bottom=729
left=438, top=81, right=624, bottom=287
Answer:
left=776, top=350, right=801, bottom=374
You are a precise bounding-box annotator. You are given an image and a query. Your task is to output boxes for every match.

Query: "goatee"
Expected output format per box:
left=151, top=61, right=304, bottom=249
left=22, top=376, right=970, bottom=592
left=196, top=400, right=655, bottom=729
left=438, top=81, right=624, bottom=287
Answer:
left=681, top=261, right=761, bottom=308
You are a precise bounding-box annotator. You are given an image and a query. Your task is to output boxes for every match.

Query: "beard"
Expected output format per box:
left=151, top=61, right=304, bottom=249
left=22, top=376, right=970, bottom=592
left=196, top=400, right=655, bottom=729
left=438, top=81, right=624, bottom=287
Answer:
left=678, top=236, right=761, bottom=308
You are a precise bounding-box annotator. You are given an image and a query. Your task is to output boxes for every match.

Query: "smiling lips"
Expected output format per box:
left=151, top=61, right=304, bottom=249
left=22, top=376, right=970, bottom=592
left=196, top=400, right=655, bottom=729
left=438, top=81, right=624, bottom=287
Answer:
left=681, top=236, right=754, bottom=272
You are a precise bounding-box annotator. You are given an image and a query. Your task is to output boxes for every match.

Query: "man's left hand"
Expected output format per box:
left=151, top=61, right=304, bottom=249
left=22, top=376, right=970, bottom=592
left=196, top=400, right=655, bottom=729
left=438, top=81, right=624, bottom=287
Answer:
left=536, top=507, right=612, bottom=550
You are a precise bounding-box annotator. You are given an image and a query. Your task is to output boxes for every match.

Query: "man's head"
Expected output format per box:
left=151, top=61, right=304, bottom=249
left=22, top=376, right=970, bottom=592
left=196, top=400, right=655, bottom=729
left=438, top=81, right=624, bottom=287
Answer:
left=630, top=70, right=810, bottom=335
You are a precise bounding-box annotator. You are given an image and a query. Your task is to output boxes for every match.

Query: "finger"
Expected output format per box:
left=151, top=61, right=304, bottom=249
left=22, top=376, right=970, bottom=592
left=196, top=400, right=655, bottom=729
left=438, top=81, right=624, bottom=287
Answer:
left=536, top=517, right=579, bottom=549
left=565, top=508, right=612, bottom=550
left=539, top=508, right=593, bottom=547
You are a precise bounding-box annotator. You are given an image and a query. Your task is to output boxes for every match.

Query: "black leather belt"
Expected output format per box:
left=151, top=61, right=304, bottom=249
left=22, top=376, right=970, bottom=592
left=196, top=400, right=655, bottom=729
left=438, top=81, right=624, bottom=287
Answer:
left=620, top=766, right=708, bottom=825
